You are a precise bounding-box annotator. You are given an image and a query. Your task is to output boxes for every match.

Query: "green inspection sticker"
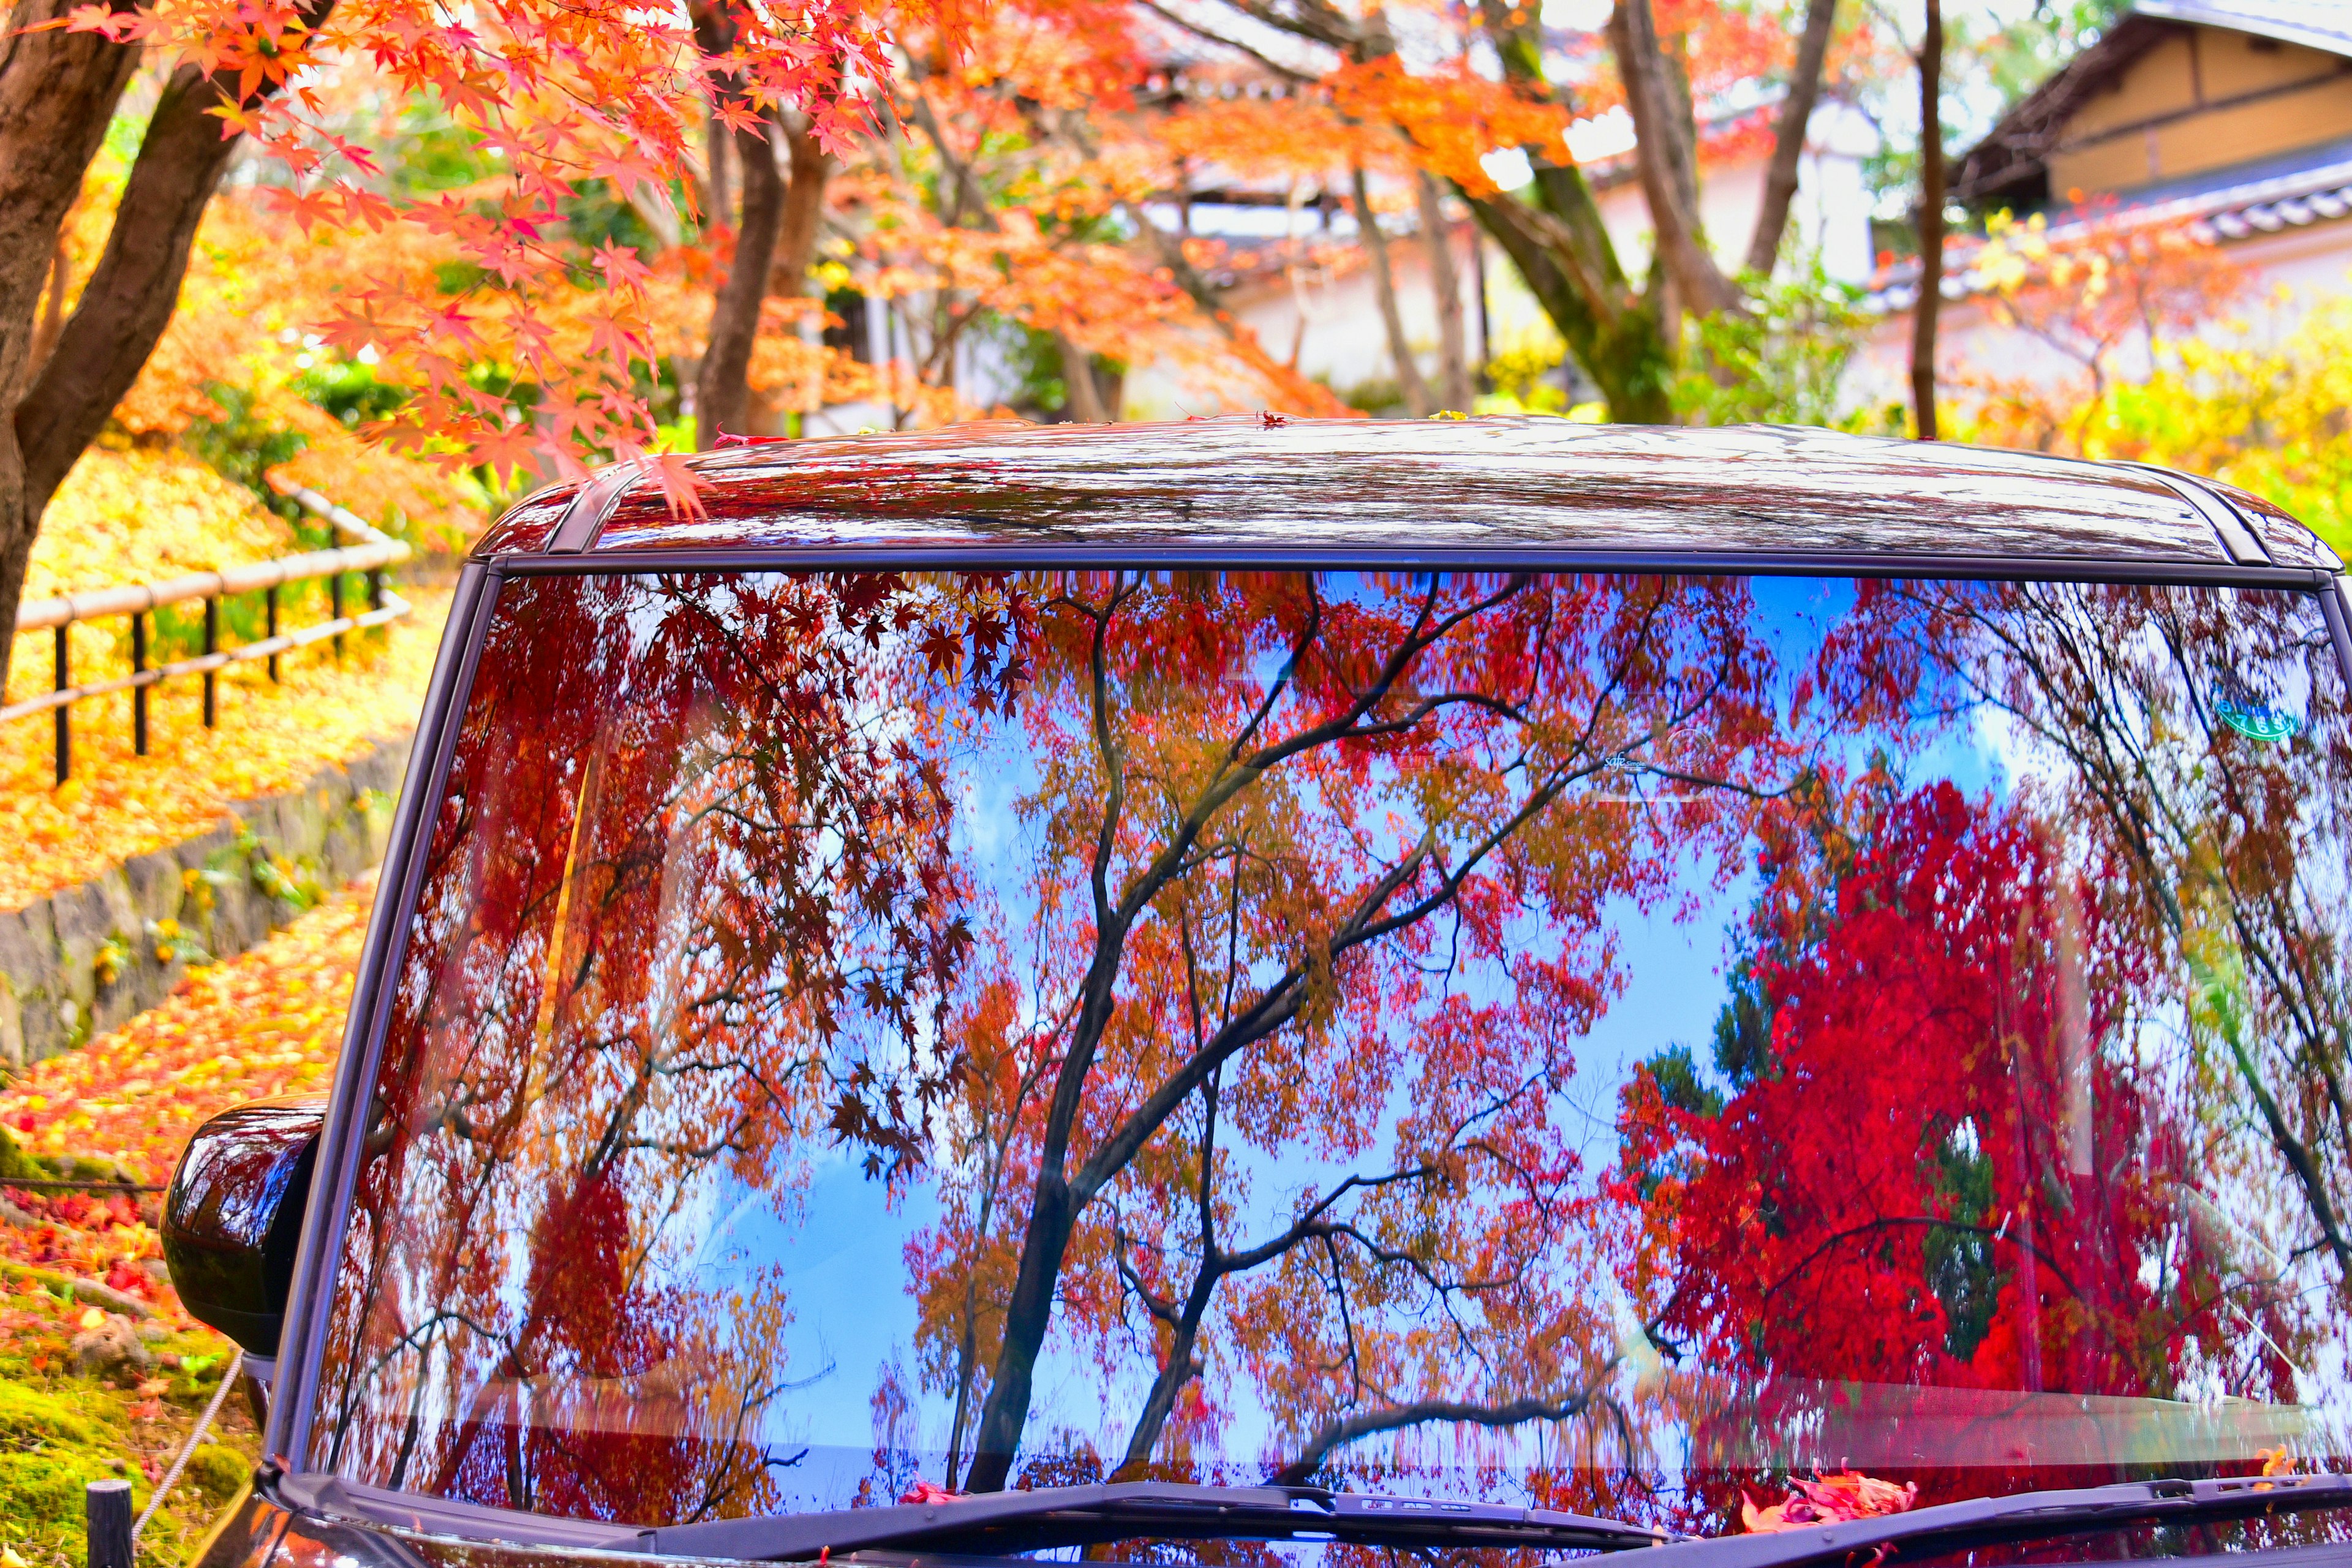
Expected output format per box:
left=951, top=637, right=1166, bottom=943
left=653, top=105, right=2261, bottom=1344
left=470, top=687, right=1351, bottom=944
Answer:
left=2214, top=693, right=2302, bottom=743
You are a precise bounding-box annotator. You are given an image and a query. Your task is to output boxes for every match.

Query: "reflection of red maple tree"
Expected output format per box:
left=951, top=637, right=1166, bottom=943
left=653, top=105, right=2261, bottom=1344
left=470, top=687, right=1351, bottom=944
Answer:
left=1619, top=777, right=2291, bottom=1457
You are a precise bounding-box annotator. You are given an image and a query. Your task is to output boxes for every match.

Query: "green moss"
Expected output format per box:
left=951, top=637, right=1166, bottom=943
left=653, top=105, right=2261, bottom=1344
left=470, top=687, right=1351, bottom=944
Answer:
left=184, top=1446, right=248, bottom=1504
left=0, top=1126, right=44, bottom=1183
left=0, top=1331, right=260, bottom=1568
left=0, top=1379, right=106, bottom=1447
left=0, top=1126, right=142, bottom=1189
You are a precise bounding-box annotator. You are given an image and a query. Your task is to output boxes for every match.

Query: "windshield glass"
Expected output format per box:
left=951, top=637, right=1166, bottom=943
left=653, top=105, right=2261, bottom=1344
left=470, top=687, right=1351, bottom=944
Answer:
left=309, top=569, right=2352, bottom=1539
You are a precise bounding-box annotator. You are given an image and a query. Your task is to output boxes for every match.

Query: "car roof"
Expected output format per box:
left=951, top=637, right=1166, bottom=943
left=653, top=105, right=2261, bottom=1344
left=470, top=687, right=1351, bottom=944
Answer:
left=476, top=417, right=2342, bottom=576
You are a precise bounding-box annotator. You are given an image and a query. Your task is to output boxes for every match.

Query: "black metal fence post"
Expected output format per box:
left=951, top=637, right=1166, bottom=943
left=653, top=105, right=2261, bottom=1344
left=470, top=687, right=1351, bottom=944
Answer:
left=53, top=625, right=69, bottom=785
left=130, top=611, right=148, bottom=756
left=203, top=595, right=219, bottom=727
left=266, top=584, right=281, bottom=682
left=85, top=1478, right=133, bottom=1568
left=330, top=573, right=345, bottom=662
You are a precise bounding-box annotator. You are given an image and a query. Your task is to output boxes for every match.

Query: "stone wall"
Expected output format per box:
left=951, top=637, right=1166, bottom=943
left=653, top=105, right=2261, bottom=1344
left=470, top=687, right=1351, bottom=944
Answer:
left=0, top=735, right=413, bottom=1066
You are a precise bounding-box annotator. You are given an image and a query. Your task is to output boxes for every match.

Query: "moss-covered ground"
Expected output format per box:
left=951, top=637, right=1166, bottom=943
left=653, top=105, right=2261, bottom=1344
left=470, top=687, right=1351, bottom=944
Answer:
left=0, top=884, right=377, bottom=1567
left=0, top=1302, right=258, bottom=1568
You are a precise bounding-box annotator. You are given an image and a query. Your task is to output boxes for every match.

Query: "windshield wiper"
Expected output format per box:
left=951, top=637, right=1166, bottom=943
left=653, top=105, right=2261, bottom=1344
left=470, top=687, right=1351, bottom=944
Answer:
left=638, top=1482, right=1679, bottom=1561
left=1642, top=1474, right=2352, bottom=1568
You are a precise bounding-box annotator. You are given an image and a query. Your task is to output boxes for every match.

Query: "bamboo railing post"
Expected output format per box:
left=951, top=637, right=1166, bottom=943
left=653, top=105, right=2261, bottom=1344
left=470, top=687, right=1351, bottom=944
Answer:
left=53, top=625, right=69, bottom=785
left=9, top=484, right=409, bottom=771
left=131, top=611, right=148, bottom=756
left=203, top=595, right=219, bottom=726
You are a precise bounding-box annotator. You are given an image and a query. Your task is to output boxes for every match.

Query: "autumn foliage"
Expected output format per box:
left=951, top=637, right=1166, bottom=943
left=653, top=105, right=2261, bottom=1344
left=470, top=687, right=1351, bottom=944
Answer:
left=288, top=562, right=2351, bottom=1539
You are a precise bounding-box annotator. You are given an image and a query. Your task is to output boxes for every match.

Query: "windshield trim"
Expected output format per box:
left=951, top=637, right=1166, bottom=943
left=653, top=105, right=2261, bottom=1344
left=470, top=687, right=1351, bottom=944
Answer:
left=266, top=1468, right=2352, bottom=1566
left=1636, top=1475, right=2352, bottom=1568
left=271, top=558, right=500, bottom=1468
left=484, top=546, right=2334, bottom=592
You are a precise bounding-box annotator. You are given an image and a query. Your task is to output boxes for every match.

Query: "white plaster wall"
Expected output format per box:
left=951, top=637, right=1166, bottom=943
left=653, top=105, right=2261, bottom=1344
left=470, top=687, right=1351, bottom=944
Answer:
left=1120, top=223, right=1566, bottom=419
left=1845, top=218, right=2352, bottom=418
left=1595, top=101, right=1877, bottom=285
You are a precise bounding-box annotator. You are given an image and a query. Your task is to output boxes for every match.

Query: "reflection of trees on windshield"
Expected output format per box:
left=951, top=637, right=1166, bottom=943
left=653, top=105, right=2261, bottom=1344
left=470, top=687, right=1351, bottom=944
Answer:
left=311, top=569, right=2349, bottom=1530
left=909, top=572, right=1789, bottom=1492
left=1618, top=581, right=2347, bottom=1502
left=316, top=571, right=1020, bottom=1520
left=1825, top=581, right=2350, bottom=1306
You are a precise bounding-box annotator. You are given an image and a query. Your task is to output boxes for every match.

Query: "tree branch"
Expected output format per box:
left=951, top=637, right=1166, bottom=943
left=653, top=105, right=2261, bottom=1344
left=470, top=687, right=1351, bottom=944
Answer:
left=1270, top=1382, right=1608, bottom=1484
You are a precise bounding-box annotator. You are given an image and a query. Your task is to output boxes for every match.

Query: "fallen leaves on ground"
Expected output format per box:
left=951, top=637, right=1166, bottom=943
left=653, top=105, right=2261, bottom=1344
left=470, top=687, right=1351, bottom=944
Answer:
left=21, top=448, right=294, bottom=604
left=1, top=876, right=371, bottom=1179
left=0, top=880, right=373, bottom=1568
left=0, top=594, right=445, bottom=912
left=1742, top=1471, right=1920, bottom=1532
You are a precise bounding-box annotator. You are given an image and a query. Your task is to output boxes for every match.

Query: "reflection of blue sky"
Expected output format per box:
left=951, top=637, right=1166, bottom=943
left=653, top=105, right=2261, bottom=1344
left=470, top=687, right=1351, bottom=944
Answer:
left=628, top=575, right=2345, bottom=1503
left=704, top=573, right=2063, bottom=1490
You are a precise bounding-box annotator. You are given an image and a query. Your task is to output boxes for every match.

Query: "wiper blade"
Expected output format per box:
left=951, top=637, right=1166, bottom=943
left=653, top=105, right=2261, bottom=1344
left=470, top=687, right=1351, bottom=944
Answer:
left=1642, top=1474, right=2352, bottom=1568
left=640, top=1482, right=1679, bottom=1561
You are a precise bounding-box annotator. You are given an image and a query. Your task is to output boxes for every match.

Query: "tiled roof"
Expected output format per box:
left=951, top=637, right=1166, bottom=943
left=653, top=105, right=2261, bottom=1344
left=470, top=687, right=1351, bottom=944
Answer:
left=1868, top=136, right=2352, bottom=311
left=2133, top=0, right=2352, bottom=57
left=1953, top=3, right=2352, bottom=206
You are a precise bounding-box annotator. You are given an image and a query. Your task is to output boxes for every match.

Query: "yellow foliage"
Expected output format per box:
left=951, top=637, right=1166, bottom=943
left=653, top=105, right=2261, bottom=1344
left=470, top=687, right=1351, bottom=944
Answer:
left=0, top=593, right=448, bottom=912
left=1951, top=292, right=2352, bottom=557
left=28, top=445, right=292, bottom=599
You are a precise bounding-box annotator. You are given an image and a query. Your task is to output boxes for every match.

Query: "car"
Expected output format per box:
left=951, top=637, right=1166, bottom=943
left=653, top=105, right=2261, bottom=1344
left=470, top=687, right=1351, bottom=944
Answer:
left=165, top=418, right=2352, bottom=1568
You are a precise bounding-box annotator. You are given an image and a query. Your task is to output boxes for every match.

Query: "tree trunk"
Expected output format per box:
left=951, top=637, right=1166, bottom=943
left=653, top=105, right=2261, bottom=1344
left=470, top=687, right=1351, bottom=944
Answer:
left=706, top=100, right=733, bottom=229
left=24, top=236, right=69, bottom=391
left=961, top=1170, right=1076, bottom=1491
left=19, top=18, right=334, bottom=521
left=1057, top=334, right=1109, bottom=421
left=1352, top=167, right=1432, bottom=416
left=1610, top=0, right=1740, bottom=320
left=1743, top=0, right=1839, bottom=277
left=747, top=118, right=831, bottom=431
left=695, top=113, right=786, bottom=449
left=1466, top=195, right=1673, bottom=422
left=1910, top=0, right=1944, bottom=442
left=1117, top=1289, right=1207, bottom=1476
left=1415, top=170, right=1473, bottom=412
left=768, top=119, right=830, bottom=299
left=2, top=0, right=318, bottom=702
left=0, top=0, right=144, bottom=697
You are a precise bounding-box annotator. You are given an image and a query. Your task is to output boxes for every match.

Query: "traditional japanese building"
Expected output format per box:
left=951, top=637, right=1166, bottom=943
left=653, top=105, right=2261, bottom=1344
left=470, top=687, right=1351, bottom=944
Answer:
left=1853, top=2, right=2352, bottom=413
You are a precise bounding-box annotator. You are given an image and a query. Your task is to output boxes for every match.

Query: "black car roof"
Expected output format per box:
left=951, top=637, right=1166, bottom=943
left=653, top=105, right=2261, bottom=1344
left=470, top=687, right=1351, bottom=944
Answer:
left=476, top=417, right=2343, bottom=576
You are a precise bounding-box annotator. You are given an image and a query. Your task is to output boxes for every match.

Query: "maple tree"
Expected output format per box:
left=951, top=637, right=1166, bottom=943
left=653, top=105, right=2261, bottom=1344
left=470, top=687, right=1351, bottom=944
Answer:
left=1613, top=576, right=2348, bottom=1515
left=1811, top=579, right=2352, bottom=1297
left=913, top=570, right=1793, bottom=1492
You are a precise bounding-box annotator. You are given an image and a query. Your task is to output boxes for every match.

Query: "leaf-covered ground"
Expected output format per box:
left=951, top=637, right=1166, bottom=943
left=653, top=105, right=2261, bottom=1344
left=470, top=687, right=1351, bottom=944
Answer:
left=0, top=594, right=446, bottom=913
left=0, top=880, right=372, bottom=1568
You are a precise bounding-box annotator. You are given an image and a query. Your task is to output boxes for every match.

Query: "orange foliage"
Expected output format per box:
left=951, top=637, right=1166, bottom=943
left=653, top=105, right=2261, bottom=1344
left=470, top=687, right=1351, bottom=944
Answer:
left=1332, top=58, right=1572, bottom=195
left=0, top=876, right=371, bottom=1182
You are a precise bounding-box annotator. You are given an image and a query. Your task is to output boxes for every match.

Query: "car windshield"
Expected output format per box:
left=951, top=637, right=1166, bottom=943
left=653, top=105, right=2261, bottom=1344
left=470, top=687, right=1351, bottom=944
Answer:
left=308, top=569, right=2351, bottom=1545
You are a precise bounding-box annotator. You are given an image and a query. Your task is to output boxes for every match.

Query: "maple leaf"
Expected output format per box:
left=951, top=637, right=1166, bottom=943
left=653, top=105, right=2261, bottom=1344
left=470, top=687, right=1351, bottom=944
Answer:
left=1742, top=1472, right=1918, bottom=1533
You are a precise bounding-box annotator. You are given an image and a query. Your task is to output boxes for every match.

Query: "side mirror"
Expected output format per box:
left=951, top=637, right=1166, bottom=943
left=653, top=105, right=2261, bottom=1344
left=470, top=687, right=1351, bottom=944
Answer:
left=162, top=1096, right=326, bottom=1355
